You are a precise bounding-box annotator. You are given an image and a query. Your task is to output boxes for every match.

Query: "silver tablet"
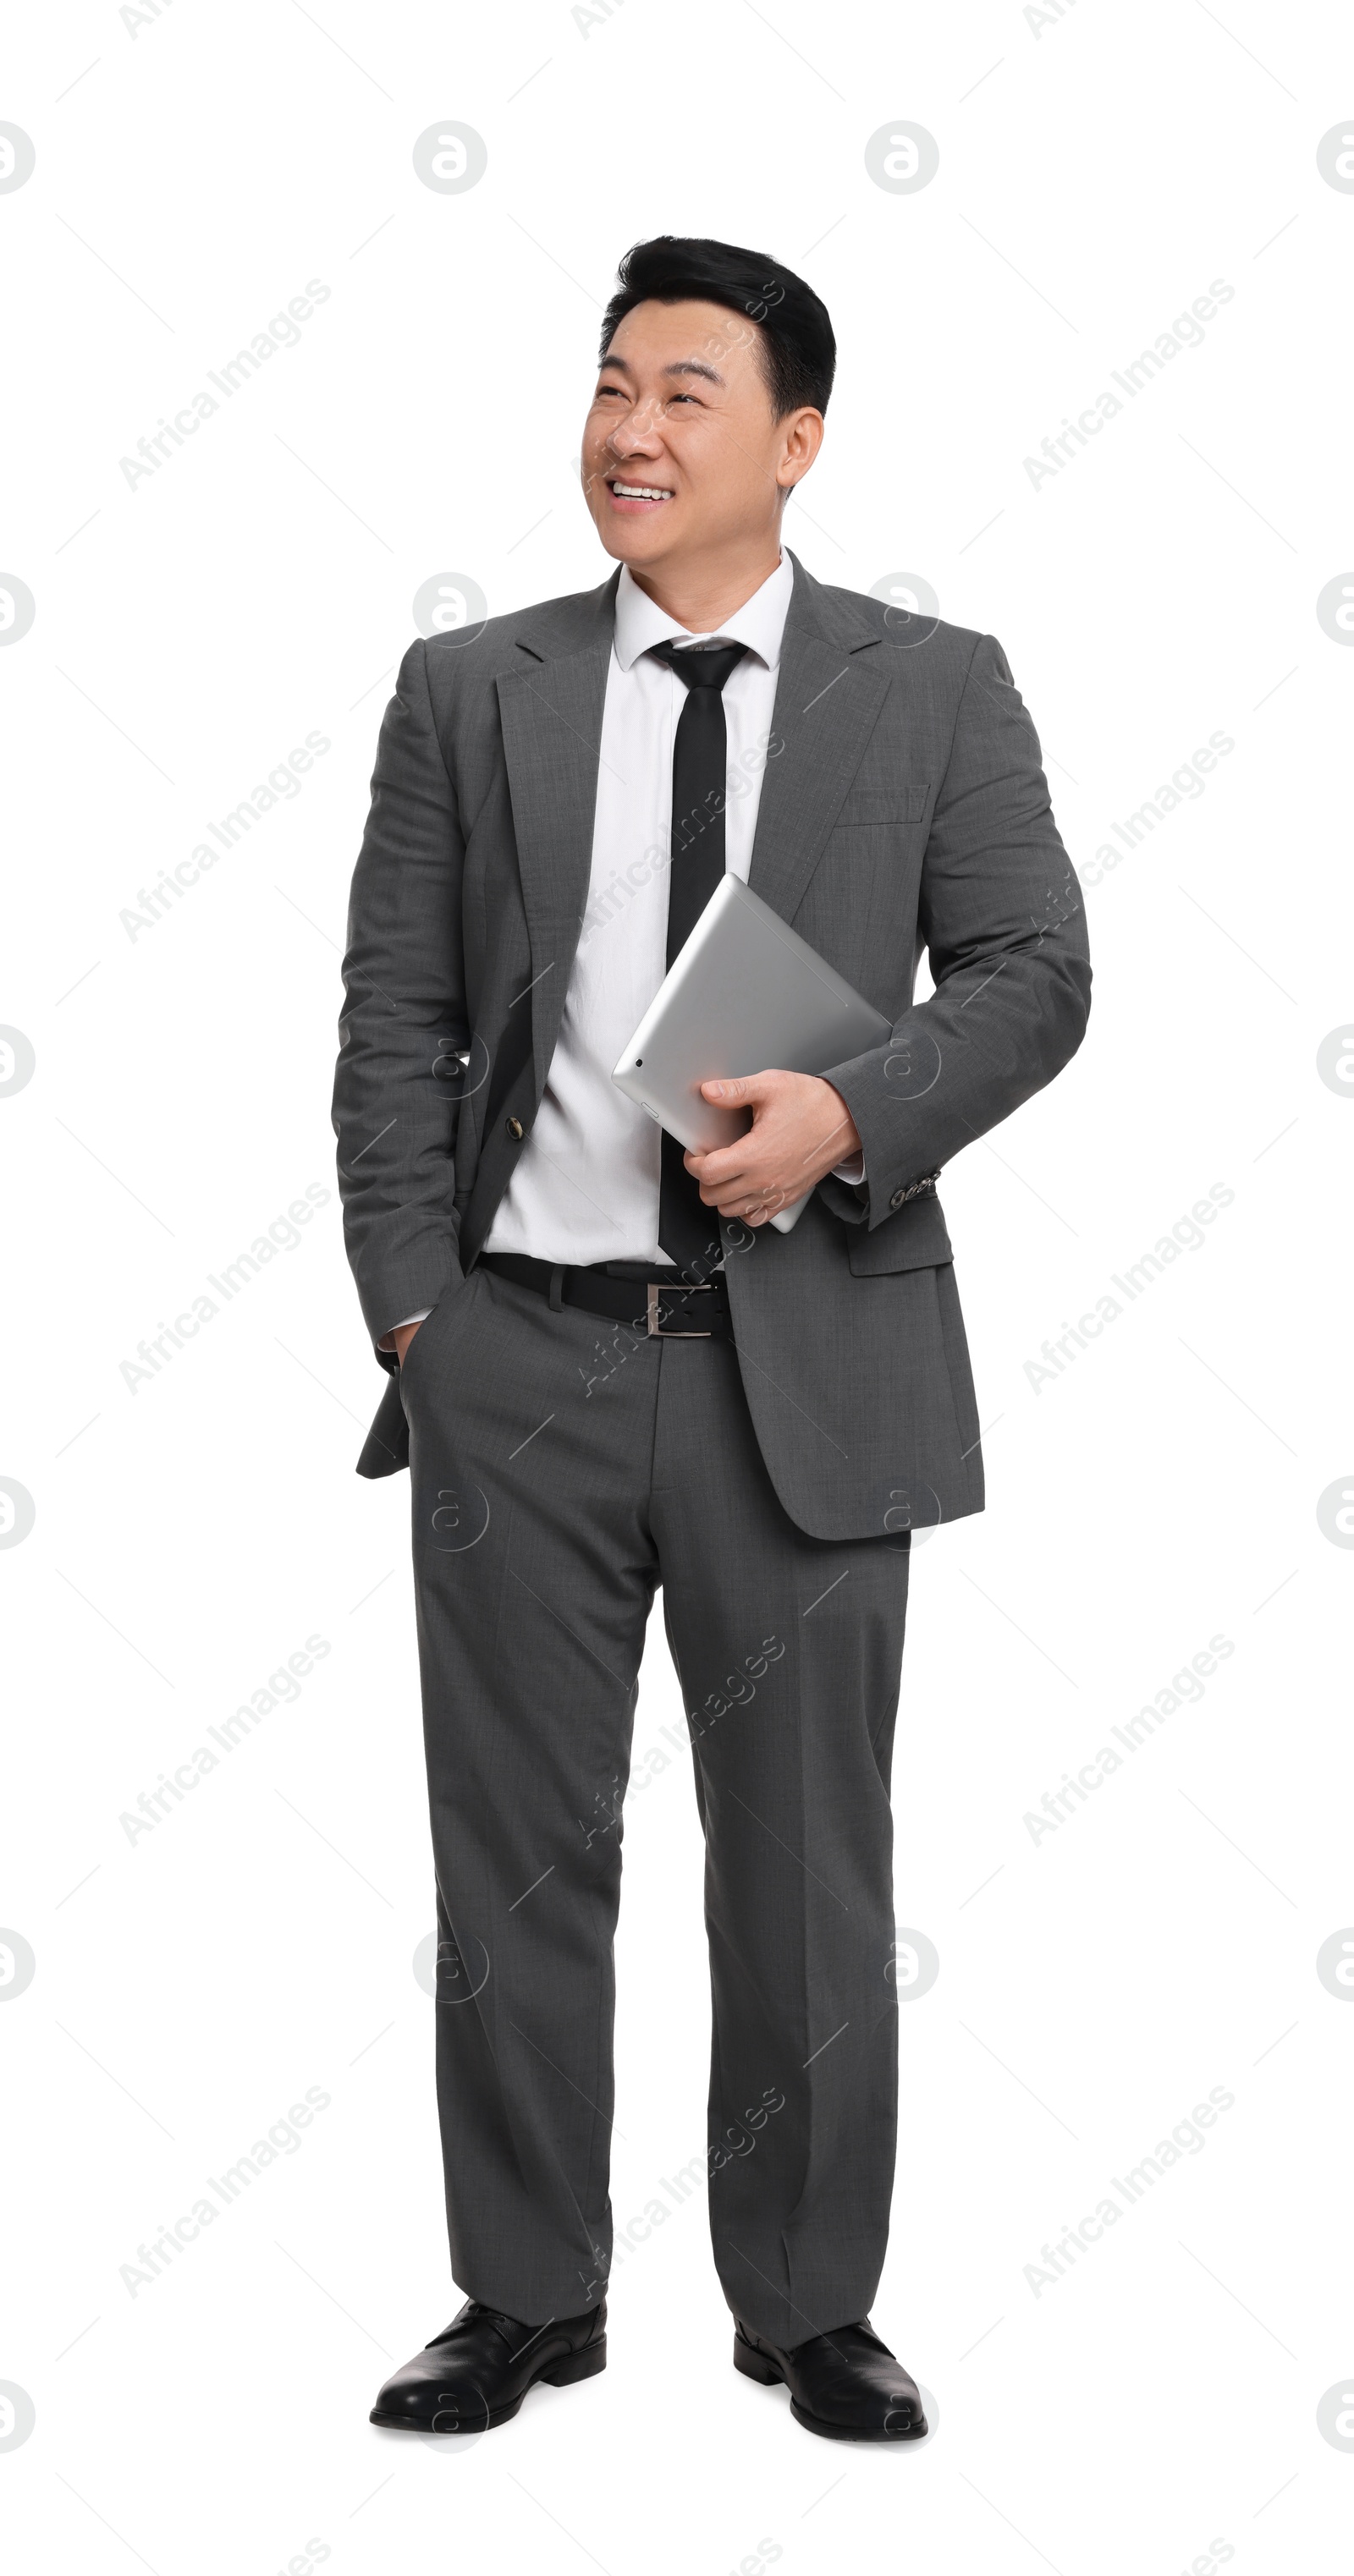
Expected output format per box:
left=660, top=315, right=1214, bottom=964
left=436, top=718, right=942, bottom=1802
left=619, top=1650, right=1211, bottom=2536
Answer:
left=612, top=874, right=891, bottom=1233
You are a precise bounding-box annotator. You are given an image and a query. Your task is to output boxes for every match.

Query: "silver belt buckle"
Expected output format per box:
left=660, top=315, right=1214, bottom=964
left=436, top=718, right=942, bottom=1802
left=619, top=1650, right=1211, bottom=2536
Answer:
left=647, top=1282, right=714, bottom=1338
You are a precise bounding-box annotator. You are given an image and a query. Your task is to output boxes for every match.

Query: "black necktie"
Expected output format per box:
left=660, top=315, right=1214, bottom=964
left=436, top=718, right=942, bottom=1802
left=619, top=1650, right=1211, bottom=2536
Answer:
left=648, top=637, right=747, bottom=1273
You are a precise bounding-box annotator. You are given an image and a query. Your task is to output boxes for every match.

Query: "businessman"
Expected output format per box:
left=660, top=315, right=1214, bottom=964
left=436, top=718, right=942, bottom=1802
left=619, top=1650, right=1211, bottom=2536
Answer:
left=333, top=235, right=1090, bottom=2441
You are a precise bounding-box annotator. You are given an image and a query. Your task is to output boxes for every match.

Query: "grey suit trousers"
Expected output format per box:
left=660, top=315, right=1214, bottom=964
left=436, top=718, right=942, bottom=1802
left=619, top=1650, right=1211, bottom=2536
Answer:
left=401, top=1260, right=911, bottom=2348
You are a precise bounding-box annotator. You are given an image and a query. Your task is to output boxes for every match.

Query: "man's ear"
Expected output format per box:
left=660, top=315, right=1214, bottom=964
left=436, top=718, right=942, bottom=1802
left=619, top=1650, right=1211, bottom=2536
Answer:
left=777, top=406, right=824, bottom=491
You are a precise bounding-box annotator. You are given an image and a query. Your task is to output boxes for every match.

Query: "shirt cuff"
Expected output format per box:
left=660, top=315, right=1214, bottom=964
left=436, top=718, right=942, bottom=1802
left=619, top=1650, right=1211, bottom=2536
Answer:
left=830, top=1153, right=866, bottom=1185
left=377, top=1307, right=432, bottom=1351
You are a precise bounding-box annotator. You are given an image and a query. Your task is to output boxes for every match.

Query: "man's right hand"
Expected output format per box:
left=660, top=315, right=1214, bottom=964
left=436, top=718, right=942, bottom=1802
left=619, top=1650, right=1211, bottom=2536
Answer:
left=392, top=1320, right=424, bottom=1367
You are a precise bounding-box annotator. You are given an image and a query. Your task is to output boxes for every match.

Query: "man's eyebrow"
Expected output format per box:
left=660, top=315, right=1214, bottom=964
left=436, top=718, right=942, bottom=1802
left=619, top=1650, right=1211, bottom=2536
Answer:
left=595, top=354, right=725, bottom=387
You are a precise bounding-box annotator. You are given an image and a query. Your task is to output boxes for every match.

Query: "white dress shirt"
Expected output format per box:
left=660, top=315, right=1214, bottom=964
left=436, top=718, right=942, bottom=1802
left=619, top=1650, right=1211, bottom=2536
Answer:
left=387, top=551, right=860, bottom=1335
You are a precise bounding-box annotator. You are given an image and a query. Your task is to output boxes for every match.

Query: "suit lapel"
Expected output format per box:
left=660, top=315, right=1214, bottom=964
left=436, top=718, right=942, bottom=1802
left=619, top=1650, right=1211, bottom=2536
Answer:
left=748, top=557, right=890, bottom=926
left=493, top=556, right=887, bottom=1101
left=496, top=587, right=616, bottom=1091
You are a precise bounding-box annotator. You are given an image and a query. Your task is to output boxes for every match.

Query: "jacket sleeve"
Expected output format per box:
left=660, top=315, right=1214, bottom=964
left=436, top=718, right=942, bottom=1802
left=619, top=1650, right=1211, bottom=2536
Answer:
left=332, top=639, right=469, bottom=1351
left=823, top=631, right=1091, bottom=1228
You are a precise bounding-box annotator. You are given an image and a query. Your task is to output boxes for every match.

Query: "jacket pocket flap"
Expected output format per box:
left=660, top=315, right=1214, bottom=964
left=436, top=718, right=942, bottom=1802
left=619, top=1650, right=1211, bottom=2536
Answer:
left=837, top=782, right=930, bottom=827
left=848, top=1189, right=953, bottom=1273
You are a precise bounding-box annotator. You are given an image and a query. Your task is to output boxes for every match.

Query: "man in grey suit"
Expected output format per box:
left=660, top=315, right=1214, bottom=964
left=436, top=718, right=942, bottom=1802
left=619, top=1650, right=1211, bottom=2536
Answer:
left=333, top=235, right=1090, bottom=2441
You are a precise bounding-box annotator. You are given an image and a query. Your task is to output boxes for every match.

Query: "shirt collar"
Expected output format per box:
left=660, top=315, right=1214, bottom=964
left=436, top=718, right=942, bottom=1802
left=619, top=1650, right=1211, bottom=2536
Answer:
left=613, top=550, right=793, bottom=675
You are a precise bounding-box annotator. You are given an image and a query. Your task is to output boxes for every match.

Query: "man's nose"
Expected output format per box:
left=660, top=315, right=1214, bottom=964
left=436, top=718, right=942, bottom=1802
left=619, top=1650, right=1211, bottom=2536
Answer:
left=608, top=404, right=663, bottom=453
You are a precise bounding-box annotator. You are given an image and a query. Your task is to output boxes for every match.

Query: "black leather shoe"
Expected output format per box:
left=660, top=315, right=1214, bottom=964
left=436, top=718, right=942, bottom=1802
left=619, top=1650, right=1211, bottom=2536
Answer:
left=371, top=2296, right=607, bottom=2433
left=733, top=2314, right=926, bottom=2441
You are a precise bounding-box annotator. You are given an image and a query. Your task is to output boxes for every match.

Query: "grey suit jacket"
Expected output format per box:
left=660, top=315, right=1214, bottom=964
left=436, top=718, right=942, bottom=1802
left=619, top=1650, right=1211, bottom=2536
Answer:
left=332, top=551, right=1091, bottom=1540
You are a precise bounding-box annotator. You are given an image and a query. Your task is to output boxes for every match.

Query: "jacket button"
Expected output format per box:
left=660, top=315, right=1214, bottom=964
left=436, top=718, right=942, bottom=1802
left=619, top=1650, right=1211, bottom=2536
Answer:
left=506, top=1117, right=524, bottom=1140
left=889, top=1188, right=904, bottom=1210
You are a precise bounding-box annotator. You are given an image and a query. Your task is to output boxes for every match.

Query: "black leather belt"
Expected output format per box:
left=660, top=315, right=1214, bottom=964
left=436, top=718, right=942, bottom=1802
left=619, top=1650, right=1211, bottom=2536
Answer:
left=481, top=1252, right=734, bottom=1342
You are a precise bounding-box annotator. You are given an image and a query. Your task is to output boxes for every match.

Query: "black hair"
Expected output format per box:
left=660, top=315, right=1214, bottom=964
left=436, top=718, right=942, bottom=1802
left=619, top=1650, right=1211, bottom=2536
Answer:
left=598, top=234, right=835, bottom=418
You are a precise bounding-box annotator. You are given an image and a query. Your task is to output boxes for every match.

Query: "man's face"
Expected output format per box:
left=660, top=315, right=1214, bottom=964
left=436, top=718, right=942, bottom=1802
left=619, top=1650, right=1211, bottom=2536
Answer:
left=581, top=297, right=821, bottom=574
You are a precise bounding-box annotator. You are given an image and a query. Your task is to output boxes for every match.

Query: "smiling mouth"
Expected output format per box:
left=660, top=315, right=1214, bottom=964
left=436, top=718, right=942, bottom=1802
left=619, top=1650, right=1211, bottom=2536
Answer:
left=607, top=480, right=674, bottom=503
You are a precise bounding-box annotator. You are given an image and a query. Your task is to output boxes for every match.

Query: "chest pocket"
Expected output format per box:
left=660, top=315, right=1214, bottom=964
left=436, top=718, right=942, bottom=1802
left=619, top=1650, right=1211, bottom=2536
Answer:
left=834, top=782, right=931, bottom=830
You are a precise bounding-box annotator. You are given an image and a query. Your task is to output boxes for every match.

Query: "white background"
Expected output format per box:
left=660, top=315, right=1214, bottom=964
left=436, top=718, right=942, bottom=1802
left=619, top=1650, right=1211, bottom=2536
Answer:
left=3, top=3, right=1351, bottom=2571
